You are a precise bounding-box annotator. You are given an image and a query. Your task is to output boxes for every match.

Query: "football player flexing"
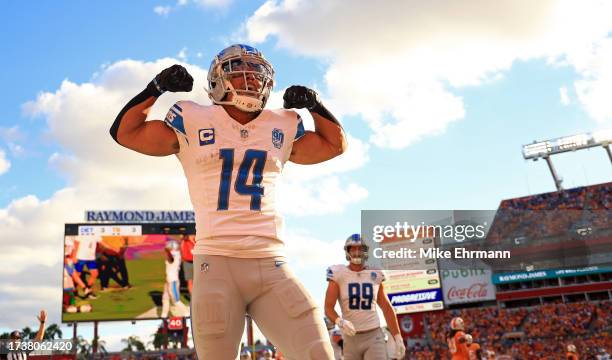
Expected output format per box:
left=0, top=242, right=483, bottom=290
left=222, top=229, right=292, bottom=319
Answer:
left=324, top=234, right=406, bottom=360
left=110, top=44, right=345, bottom=359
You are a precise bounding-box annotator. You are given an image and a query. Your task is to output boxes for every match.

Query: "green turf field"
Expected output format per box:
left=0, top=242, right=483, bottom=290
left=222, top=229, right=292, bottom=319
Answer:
left=63, top=257, right=190, bottom=322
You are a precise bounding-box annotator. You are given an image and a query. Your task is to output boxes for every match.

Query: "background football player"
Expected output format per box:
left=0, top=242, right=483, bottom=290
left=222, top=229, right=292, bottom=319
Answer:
left=161, top=239, right=188, bottom=318
left=566, top=344, right=579, bottom=360
left=447, top=317, right=469, bottom=360
left=464, top=334, right=481, bottom=360
left=179, top=234, right=195, bottom=295
left=111, top=44, right=346, bottom=359
left=324, top=234, right=406, bottom=360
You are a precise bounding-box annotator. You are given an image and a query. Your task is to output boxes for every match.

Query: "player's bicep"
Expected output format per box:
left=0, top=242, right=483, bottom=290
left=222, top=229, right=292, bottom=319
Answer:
left=120, top=120, right=179, bottom=156
left=290, top=131, right=336, bottom=164
left=324, top=280, right=340, bottom=309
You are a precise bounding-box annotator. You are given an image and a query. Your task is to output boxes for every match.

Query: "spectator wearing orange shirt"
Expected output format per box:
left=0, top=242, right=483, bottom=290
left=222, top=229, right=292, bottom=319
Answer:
left=179, top=234, right=195, bottom=294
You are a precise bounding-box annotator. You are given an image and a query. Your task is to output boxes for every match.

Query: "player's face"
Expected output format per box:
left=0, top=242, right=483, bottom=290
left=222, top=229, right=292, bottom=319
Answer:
left=224, top=58, right=271, bottom=95
left=348, top=246, right=364, bottom=258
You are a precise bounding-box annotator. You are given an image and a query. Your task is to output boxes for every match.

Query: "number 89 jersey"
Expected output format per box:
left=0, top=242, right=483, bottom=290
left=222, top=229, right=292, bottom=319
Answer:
left=327, top=264, right=385, bottom=332
left=164, top=101, right=305, bottom=258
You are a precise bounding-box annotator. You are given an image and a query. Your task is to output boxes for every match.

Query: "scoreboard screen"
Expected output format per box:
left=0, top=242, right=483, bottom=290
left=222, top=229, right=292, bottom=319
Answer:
left=62, top=223, right=195, bottom=322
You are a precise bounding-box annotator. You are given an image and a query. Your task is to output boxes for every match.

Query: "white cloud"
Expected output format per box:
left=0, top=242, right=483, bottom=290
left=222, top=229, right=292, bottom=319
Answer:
left=0, top=127, right=26, bottom=157
left=0, top=126, right=23, bottom=143
left=0, top=150, right=10, bottom=175
left=284, top=230, right=345, bottom=270
left=244, top=0, right=612, bottom=147
left=177, top=47, right=188, bottom=61
left=154, top=0, right=231, bottom=17
left=153, top=5, right=172, bottom=16
left=193, top=0, right=232, bottom=7
left=559, top=86, right=570, bottom=106
left=571, top=38, right=612, bottom=124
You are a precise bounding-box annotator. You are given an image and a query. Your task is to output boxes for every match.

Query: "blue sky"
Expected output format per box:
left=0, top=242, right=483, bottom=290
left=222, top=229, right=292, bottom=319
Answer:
left=1, top=0, right=612, bottom=350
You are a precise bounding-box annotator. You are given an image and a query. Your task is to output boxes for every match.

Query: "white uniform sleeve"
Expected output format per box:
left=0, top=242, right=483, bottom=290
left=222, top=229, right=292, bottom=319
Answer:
left=326, top=265, right=342, bottom=282
left=164, top=102, right=188, bottom=140
left=294, top=114, right=305, bottom=141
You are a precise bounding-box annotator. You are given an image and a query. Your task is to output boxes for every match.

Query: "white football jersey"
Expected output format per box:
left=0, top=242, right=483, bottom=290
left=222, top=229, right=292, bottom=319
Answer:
left=327, top=264, right=386, bottom=332
left=165, top=249, right=181, bottom=282
left=164, top=102, right=304, bottom=258
left=75, top=235, right=100, bottom=261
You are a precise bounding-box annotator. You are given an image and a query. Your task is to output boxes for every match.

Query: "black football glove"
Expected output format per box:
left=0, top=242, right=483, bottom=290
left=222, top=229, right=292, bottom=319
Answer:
left=283, top=85, right=321, bottom=110
left=150, top=64, right=194, bottom=95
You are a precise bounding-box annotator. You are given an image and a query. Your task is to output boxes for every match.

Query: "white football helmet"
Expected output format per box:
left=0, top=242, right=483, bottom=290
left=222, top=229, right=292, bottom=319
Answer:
left=450, top=317, right=464, bottom=330
left=567, top=344, right=576, bottom=353
left=464, top=334, right=473, bottom=344
left=344, top=234, right=368, bottom=265
left=206, top=44, right=274, bottom=112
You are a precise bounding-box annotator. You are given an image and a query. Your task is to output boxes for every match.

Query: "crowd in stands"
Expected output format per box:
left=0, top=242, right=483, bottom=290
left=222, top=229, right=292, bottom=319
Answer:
left=410, top=300, right=611, bottom=359
left=487, top=182, right=612, bottom=243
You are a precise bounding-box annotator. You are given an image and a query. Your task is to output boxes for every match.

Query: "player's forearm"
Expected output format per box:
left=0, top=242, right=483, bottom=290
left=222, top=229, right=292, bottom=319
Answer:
left=311, top=112, right=347, bottom=157
left=324, top=305, right=340, bottom=324
left=381, top=304, right=401, bottom=336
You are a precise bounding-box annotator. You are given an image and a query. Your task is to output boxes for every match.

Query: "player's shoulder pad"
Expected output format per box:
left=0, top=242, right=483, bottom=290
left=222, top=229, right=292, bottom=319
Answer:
left=366, top=266, right=386, bottom=283
left=326, top=264, right=344, bottom=281
left=164, top=100, right=198, bottom=137
left=268, top=109, right=305, bottom=140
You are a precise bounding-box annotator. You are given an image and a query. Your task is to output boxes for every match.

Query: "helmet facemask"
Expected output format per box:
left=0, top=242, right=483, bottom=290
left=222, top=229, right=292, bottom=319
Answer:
left=207, top=45, right=274, bottom=112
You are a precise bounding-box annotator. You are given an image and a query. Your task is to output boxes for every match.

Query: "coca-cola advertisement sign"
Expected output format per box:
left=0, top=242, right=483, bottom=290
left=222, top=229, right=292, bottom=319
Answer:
left=441, top=268, right=495, bottom=304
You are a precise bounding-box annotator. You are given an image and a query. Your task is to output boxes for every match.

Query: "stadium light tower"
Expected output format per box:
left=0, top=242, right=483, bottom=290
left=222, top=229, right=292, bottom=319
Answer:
left=522, top=129, right=612, bottom=191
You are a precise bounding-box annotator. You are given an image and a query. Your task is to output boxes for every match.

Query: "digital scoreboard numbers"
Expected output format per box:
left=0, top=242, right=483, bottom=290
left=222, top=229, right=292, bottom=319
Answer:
left=78, top=225, right=142, bottom=236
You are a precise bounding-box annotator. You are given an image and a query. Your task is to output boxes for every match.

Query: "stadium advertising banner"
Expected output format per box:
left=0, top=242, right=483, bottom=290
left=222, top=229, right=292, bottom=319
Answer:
left=379, top=237, right=444, bottom=314
left=492, top=266, right=612, bottom=284
left=62, top=223, right=196, bottom=322
left=441, top=268, right=496, bottom=305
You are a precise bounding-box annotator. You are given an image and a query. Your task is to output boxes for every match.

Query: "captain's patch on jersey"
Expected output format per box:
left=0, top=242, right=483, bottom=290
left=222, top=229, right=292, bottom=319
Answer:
left=164, top=104, right=187, bottom=136
left=199, top=128, right=215, bottom=145
left=272, top=128, right=284, bottom=149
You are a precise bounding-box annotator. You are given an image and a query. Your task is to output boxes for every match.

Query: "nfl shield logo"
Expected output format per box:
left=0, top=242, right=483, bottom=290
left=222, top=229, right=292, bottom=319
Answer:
left=240, top=129, right=249, bottom=139
left=272, top=128, right=284, bottom=149
left=371, top=272, right=377, bottom=281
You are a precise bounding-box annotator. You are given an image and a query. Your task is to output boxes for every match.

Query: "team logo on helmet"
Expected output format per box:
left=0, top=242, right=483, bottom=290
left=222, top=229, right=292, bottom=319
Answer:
left=206, top=44, right=274, bottom=112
